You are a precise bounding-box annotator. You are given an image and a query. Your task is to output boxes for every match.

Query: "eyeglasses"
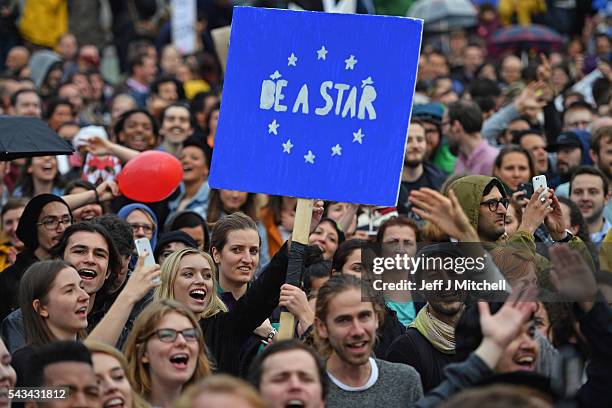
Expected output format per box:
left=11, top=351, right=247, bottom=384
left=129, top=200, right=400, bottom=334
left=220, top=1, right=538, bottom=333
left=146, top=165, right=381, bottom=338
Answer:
left=147, top=328, right=199, bottom=343
left=480, top=198, right=509, bottom=212
left=37, top=216, right=73, bottom=231
left=130, top=223, right=153, bottom=234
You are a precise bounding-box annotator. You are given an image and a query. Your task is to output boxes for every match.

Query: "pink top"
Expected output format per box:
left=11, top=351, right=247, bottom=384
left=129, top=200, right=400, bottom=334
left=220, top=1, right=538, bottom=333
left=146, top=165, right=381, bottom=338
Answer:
left=455, top=139, right=499, bottom=176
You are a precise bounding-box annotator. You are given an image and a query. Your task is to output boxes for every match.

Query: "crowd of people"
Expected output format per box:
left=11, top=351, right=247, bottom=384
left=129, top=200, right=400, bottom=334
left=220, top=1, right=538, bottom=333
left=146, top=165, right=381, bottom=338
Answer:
left=0, top=0, right=611, bottom=407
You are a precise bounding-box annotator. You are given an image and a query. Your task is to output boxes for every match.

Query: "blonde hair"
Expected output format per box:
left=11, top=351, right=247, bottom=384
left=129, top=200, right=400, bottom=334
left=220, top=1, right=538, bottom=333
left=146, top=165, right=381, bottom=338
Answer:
left=154, top=248, right=228, bottom=319
left=174, top=375, right=266, bottom=408
left=124, top=300, right=211, bottom=400
left=85, top=340, right=150, bottom=408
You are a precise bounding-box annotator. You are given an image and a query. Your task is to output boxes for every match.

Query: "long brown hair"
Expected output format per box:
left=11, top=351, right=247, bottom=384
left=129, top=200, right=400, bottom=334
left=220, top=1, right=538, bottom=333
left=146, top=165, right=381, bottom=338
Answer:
left=124, top=300, right=211, bottom=399
left=20, top=260, right=82, bottom=347
left=206, top=189, right=258, bottom=224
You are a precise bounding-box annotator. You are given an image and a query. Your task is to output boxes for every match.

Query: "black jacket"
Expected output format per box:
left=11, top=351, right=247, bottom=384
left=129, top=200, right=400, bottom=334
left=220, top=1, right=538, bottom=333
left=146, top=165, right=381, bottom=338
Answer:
left=200, top=242, right=289, bottom=376
left=374, top=305, right=407, bottom=359
left=576, top=295, right=612, bottom=407
left=386, top=327, right=458, bottom=392
left=0, top=249, right=39, bottom=322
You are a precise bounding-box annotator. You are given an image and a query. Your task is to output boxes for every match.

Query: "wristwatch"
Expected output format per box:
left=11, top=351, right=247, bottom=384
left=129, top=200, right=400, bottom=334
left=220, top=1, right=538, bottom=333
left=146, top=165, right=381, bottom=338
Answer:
left=267, top=328, right=278, bottom=342
left=555, top=229, right=574, bottom=243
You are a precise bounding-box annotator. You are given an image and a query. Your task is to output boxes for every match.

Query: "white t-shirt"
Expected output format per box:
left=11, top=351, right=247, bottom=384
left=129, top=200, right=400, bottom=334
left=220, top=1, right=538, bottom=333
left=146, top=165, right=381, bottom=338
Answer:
left=327, top=358, right=379, bottom=391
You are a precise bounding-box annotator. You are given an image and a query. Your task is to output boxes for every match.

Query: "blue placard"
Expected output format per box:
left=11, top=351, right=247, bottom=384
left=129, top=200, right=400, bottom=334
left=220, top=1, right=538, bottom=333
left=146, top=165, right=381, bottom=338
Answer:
left=209, top=7, right=423, bottom=206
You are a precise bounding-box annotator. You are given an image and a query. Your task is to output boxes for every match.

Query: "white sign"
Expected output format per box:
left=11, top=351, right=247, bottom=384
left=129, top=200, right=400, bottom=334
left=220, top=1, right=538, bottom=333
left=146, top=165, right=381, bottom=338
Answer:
left=171, top=0, right=197, bottom=55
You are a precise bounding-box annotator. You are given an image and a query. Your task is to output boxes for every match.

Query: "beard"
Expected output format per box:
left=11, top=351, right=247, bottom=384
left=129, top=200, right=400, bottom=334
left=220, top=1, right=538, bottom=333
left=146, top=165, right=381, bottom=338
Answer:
left=404, top=158, right=423, bottom=168
left=478, top=220, right=506, bottom=242
left=596, top=160, right=612, bottom=181
left=448, top=140, right=460, bottom=156
left=586, top=206, right=605, bottom=225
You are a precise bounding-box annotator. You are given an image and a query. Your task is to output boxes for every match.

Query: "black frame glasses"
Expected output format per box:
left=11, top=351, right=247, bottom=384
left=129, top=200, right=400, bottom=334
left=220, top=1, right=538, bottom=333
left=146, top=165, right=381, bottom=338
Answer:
left=480, top=198, right=510, bottom=212
left=147, top=328, right=199, bottom=343
left=36, top=216, right=73, bottom=231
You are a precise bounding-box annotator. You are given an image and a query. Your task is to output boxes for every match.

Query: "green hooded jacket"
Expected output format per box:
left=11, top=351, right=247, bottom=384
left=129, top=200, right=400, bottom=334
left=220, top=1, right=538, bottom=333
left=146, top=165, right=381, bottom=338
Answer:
left=447, top=175, right=594, bottom=278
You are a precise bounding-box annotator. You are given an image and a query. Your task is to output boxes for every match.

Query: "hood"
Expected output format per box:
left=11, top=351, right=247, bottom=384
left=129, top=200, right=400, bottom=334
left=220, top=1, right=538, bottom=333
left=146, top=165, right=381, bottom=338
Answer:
left=17, top=194, right=72, bottom=250
left=28, top=50, right=62, bottom=90
left=448, top=176, right=507, bottom=231
left=574, top=130, right=594, bottom=166
left=118, top=203, right=158, bottom=249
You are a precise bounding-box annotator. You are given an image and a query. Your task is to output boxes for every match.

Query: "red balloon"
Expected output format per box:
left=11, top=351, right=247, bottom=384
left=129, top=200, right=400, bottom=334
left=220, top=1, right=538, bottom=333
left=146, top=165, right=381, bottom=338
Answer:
left=117, top=151, right=183, bottom=202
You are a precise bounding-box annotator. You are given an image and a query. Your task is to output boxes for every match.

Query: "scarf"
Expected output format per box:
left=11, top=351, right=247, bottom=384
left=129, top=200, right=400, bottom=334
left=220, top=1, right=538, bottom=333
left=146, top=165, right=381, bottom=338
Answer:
left=409, top=305, right=456, bottom=354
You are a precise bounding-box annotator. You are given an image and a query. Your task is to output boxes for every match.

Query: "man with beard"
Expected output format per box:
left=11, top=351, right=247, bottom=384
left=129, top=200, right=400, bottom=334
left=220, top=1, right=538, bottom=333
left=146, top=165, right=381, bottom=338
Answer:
left=314, top=274, right=423, bottom=407
left=548, top=131, right=585, bottom=190
left=444, top=101, right=498, bottom=176
left=589, top=126, right=612, bottom=224
left=569, top=167, right=611, bottom=244
left=385, top=244, right=466, bottom=392
left=397, top=119, right=447, bottom=217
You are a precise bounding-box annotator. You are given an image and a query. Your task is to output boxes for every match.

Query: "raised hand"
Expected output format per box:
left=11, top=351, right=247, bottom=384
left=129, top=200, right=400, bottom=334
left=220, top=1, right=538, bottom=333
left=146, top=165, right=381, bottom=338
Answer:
left=475, top=288, right=537, bottom=369
left=83, top=135, right=112, bottom=156
left=549, top=245, right=597, bottom=312
left=121, top=254, right=161, bottom=304
left=544, top=189, right=566, bottom=241
left=515, top=81, right=548, bottom=113
left=409, top=188, right=478, bottom=241
left=279, top=283, right=314, bottom=335
left=479, top=292, right=536, bottom=350
left=309, top=200, right=325, bottom=234
left=518, top=187, right=552, bottom=234
left=95, top=180, right=120, bottom=202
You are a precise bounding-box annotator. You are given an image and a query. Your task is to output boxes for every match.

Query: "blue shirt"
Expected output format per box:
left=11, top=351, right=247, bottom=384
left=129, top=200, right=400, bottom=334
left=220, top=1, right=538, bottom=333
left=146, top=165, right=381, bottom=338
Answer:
left=591, top=218, right=612, bottom=245
left=167, top=181, right=210, bottom=220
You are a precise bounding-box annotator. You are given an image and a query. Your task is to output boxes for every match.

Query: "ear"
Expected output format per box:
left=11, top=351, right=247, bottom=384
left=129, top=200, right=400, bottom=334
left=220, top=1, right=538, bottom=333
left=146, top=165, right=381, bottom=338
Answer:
left=141, top=347, right=149, bottom=364
left=314, top=317, right=328, bottom=340
left=211, top=246, right=221, bottom=264
left=570, top=224, right=580, bottom=236
left=33, top=299, right=48, bottom=318
left=589, top=148, right=598, bottom=164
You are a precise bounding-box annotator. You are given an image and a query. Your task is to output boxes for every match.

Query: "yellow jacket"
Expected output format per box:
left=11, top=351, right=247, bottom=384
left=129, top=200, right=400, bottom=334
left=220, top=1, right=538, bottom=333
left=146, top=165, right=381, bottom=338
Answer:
left=600, top=229, right=612, bottom=272
left=19, top=0, right=68, bottom=48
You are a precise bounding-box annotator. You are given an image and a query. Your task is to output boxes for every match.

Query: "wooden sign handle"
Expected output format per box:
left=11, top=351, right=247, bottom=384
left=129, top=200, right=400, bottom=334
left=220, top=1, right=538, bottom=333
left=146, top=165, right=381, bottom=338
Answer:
left=278, top=198, right=314, bottom=340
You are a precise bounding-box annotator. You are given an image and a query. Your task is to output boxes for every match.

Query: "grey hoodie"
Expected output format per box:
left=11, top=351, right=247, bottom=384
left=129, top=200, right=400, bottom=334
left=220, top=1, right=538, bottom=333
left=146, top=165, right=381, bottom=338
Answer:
left=28, top=50, right=62, bottom=90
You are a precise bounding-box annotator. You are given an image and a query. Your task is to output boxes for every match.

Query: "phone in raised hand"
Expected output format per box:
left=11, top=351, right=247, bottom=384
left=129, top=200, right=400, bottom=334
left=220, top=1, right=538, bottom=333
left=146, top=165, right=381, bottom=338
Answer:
left=134, top=237, right=160, bottom=284
left=532, top=175, right=548, bottom=199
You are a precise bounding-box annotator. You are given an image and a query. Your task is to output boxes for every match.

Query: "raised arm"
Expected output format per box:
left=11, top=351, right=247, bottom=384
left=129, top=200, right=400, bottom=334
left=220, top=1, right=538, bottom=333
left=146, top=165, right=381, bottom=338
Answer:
left=416, top=293, right=537, bottom=408
left=87, top=256, right=161, bottom=346
left=83, top=136, right=140, bottom=163
left=62, top=180, right=120, bottom=210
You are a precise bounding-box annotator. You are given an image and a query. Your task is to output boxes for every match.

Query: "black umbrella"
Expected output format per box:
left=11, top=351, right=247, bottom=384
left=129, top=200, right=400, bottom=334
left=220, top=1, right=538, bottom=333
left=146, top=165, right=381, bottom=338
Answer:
left=0, top=116, right=74, bottom=161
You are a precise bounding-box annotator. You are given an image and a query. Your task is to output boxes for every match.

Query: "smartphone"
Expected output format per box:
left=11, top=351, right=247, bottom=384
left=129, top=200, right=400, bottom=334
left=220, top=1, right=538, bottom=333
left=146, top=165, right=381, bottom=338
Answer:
left=517, top=182, right=534, bottom=199
left=134, top=238, right=160, bottom=284
left=532, top=175, right=548, bottom=199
